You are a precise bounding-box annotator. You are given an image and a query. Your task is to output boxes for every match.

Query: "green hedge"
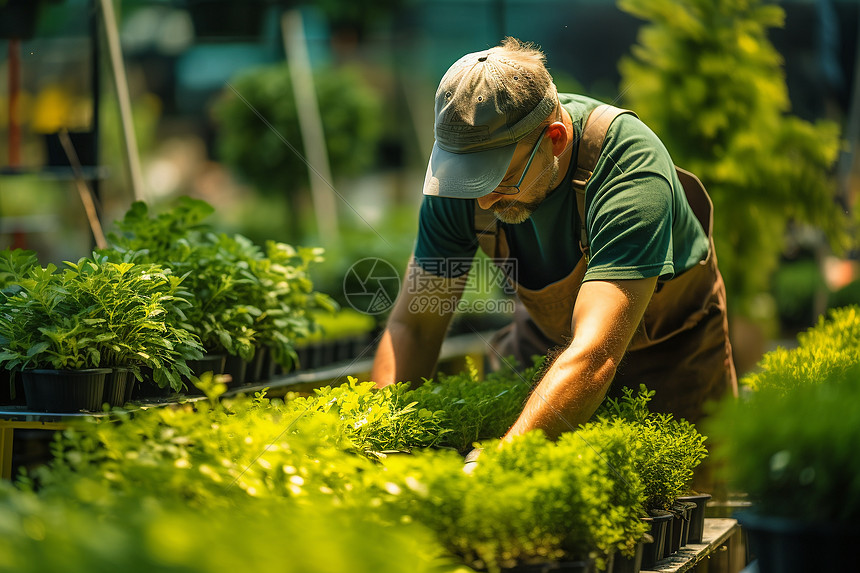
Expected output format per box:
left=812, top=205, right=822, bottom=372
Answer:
left=706, top=306, right=860, bottom=523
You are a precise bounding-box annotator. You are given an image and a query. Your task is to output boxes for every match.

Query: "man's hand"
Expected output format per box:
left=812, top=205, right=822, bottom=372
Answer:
left=462, top=447, right=483, bottom=474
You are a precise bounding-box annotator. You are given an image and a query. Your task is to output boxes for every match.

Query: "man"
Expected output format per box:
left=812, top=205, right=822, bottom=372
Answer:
left=372, top=37, right=737, bottom=441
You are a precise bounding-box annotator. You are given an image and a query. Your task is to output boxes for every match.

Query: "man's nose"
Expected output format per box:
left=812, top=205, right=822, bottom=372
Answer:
left=477, top=192, right=503, bottom=210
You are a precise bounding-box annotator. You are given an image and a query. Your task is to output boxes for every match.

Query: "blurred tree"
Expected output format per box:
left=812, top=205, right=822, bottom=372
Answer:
left=617, top=0, right=851, bottom=320
left=211, top=62, right=383, bottom=241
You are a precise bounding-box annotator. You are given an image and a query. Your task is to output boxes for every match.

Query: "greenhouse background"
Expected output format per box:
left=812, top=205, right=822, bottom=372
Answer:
left=1, top=2, right=860, bottom=572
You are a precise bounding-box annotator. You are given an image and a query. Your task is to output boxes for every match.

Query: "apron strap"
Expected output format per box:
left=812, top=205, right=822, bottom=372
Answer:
left=572, top=104, right=637, bottom=260
left=474, top=202, right=499, bottom=259
left=675, top=166, right=714, bottom=238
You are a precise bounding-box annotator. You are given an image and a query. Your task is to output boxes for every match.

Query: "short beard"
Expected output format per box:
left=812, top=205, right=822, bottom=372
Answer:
left=492, top=200, right=542, bottom=224
left=491, top=159, right=561, bottom=224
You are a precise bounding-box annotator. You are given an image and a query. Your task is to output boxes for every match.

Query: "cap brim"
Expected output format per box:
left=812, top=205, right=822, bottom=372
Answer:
left=422, top=141, right=517, bottom=199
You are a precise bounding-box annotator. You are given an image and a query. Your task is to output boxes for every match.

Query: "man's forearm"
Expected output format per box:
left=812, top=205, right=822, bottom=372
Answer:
left=502, top=342, right=617, bottom=440
left=371, top=320, right=444, bottom=388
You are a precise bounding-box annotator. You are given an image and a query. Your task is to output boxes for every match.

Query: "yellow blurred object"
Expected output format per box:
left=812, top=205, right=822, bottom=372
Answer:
left=30, top=85, right=72, bottom=133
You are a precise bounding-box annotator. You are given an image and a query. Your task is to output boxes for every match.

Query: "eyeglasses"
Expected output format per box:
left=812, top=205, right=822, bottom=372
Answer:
left=493, top=125, right=549, bottom=196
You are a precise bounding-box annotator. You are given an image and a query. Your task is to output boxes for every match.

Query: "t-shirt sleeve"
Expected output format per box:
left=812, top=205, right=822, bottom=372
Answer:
left=583, top=114, right=676, bottom=282
left=413, top=196, right=479, bottom=278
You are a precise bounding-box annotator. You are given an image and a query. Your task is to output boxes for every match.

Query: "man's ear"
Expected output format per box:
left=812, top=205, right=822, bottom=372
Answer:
left=547, top=121, right=569, bottom=157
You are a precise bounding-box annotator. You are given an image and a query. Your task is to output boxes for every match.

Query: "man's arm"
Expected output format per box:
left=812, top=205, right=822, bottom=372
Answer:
left=372, top=256, right=467, bottom=388
left=502, top=275, right=657, bottom=440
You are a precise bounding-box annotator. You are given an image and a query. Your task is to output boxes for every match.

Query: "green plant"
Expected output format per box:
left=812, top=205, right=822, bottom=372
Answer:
left=0, top=248, right=39, bottom=291
left=593, top=385, right=708, bottom=511
left=61, top=254, right=203, bottom=388
left=742, top=305, right=860, bottom=394
left=707, top=361, right=860, bottom=523
left=284, top=378, right=450, bottom=457
left=212, top=63, right=383, bottom=240
left=106, top=198, right=335, bottom=368
left=250, top=240, right=338, bottom=369
left=0, top=253, right=203, bottom=388
left=28, top=382, right=371, bottom=508
left=374, top=428, right=647, bottom=572
left=0, top=263, right=105, bottom=370
left=617, top=0, right=849, bottom=318
left=405, top=356, right=542, bottom=453
left=0, top=481, right=465, bottom=573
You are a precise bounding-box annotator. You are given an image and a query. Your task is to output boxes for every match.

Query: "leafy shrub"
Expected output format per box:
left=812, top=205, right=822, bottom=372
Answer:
left=106, top=197, right=335, bottom=368
left=373, top=428, right=647, bottom=572
left=0, top=483, right=464, bottom=573
left=284, top=378, right=450, bottom=457
left=742, top=305, right=860, bottom=394
left=0, top=254, right=202, bottom=386
left=405, top=356, right=542, bottom=453
left=707, top=305, right=860, bottom=522
left=28, top=383, right=371, bottom=509
left=593, top=385, right=708, bottom=510
left=707, top=362, right=860, bottom=523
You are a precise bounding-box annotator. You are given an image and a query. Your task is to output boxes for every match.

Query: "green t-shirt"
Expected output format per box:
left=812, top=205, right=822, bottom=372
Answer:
left=414, top=94, right=710, bottom=290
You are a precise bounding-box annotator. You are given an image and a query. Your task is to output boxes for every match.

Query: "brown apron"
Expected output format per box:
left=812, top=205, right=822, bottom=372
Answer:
left=478, top=106, right=738, bottom=424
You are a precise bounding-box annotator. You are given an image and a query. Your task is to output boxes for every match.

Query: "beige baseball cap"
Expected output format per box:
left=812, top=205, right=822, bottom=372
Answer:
left=423, top=46, right=558, bottom=199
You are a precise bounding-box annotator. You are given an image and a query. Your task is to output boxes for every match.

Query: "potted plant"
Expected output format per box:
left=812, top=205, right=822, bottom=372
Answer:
left=62, top=253, right=204, bottom=401
left=405, top=356, right=541, bottom=454
left=283, top=377, right=449, bottom=459
left=0, top=252, right=205, bottom=409
left=0, top=248, right=39, bottom=405
left=592, top=385, right=708, bottom=565
left=106, top=198, right=335, bottom=390
left=296, top=308, right=376, bottom=366
left=706, top=306, right=860, bottom=572
left=374, top=427, right=648, bottom=573
left=241, top=239, right=337, bottom=380
left=0, top=263, right=110, bottom=411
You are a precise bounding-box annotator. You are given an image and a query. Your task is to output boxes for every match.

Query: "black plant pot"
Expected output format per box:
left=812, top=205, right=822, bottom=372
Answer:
left=22, top=368, right=110, bottom=412
left=642, top=510, right=672, bottom=567
left=249, top=346, right=268, bottom=384
left=223, top=354, right=247, bottom=388
left=737, top=511, right=860, bottom=573
left=664, top=508, right=682, bottom=556
left=130, top=368, right=172, bottom=400
left=676, top=494, right=711, bottom=544
left=102, top=368, right=131, bottom=408
left=611, top=533, right=649, bottom=573
left=674, top=501, right=696, bottom=548
left=183, top=354, right=226, bottom=395
left=0, top=369, right=26, bottom=406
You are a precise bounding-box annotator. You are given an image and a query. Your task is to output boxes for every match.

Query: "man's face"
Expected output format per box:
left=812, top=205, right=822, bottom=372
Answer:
left=476, top=128, right=561, bottom=224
